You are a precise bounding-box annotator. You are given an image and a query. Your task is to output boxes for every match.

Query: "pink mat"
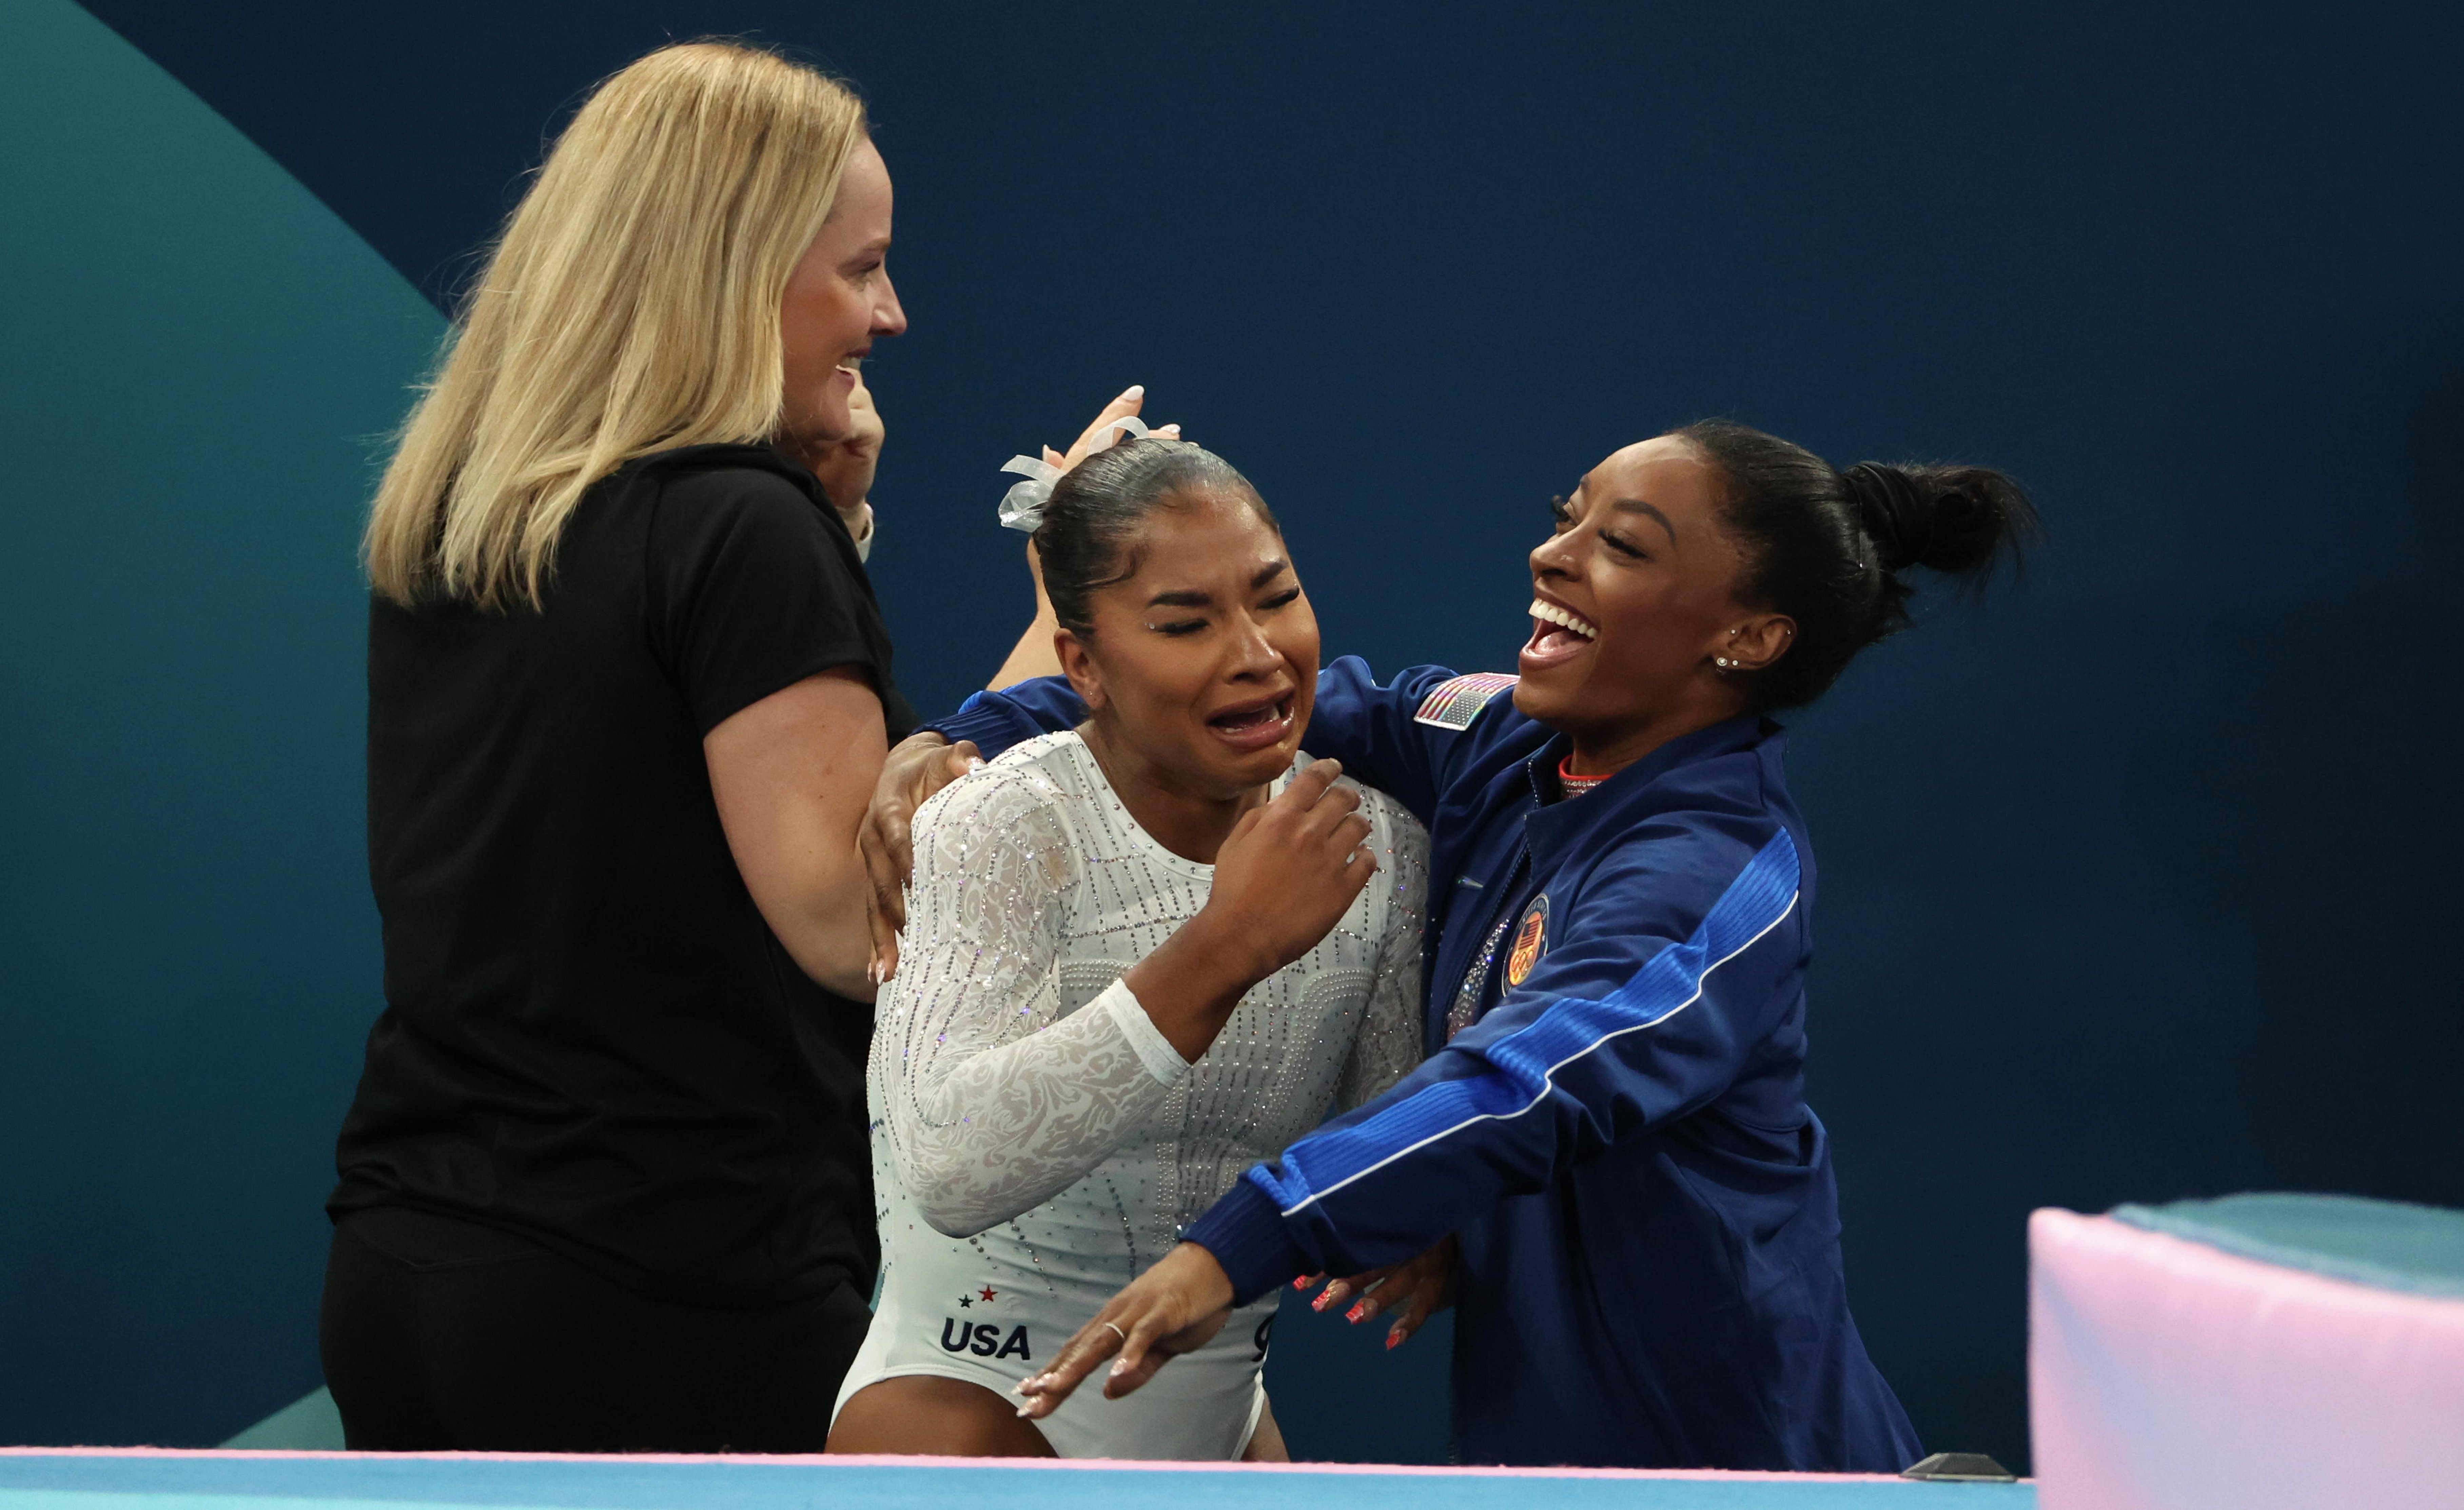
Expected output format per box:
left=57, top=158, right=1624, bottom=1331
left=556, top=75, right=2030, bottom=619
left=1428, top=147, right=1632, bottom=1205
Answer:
left=2029, top=1207, right=2464, bottom=1509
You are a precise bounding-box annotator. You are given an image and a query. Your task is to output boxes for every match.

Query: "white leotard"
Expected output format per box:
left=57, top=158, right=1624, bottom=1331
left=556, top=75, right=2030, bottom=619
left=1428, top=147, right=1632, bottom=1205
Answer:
left=835, top=731, right=1428, bottom=1459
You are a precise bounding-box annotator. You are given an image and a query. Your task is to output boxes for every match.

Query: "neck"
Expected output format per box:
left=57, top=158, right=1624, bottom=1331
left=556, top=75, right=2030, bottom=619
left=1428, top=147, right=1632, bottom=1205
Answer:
left=1079, top=720, right=1268, bottom=864
left=1564, top=700, right=1749, bottom=777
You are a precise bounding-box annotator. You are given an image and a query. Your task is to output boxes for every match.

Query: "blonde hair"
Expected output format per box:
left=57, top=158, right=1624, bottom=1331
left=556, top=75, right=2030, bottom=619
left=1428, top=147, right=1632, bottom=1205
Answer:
left=365, top=41, right=867, bottom=609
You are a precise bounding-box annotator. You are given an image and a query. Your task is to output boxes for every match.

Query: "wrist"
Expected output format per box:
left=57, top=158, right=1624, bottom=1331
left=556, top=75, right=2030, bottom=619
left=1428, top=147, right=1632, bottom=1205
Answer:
left=1183, top=1180, right=1312, bottom=1306
left=1123, top=909, right=1277, bottom=1062
left=1182, top=904, right=1282, bottom=991
left=1172, top=1241, right=1238, bottom=1311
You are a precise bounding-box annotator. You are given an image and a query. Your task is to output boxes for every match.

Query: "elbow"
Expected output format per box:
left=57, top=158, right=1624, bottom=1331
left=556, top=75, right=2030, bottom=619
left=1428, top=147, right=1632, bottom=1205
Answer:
left=897, top=1150, right=1012, bottom=1237
left=776, top=919, right=875, bottom=1001
left=795, top=952, right=876, bottom=1003
left=918, top=1192, right=1002, bottom=1240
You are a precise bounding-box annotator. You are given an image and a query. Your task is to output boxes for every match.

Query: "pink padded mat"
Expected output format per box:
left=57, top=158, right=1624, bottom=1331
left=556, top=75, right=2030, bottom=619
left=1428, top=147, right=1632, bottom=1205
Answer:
left=2029, top=1207, right=2464, bottom=1509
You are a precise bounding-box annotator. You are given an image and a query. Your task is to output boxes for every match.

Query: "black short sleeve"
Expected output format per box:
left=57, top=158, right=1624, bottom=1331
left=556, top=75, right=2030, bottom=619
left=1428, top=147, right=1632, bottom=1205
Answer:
left=647, top=465, right=911, bottom=736
left=340, top=443, right=908, bottom=1308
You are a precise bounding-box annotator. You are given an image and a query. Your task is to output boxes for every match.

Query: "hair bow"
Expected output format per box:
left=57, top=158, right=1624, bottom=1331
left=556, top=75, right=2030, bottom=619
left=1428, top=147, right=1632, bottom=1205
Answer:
left=996, top=415, right=1153, bottom=533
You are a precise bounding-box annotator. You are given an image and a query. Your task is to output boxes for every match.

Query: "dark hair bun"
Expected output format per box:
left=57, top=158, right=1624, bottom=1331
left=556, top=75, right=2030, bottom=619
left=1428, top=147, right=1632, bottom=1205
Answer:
left=1673, top=418, right=2038, bottom=711
left=1839, top=462, right=2034, bottom=577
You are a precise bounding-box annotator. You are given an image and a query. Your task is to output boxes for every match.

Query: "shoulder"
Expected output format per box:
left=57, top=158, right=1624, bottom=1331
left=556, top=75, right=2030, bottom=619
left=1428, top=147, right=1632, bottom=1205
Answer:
left=1347, top=773, right=1430, bottom=861
left=1313, top=656, right=1524, bottom=734
left=1597, top=796, right=1794, bottom=881
left=1568, top=722, right=1799, bottom=913
left=912, top=732, right=1086, bottom=850
left=1296, top=752, right=1431, bottom=921
left=1568, top=794, right=1802, bottom=957
left=1406, top=670, right=1521, bottom=732
left=640, top=448, right=830, bottom=535
left=634, top=448, right=869, bottom=618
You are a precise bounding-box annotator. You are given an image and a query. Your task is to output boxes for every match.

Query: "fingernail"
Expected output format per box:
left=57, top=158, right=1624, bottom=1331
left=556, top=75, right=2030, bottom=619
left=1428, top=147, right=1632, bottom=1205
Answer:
left=1015, top=1405, right=1034, bottom=1418
left=965, top=757, right=985, bottom=772
left=1312, top=1291, right=1334, bottom=1312
left=1109, top=1359, right=1129, bottom=1377
left=1346, top=1301, right=1368, bottom=1323
left=1292, top=1276, right=1310, bottom=1290
left=1386, top=1330, right=1403, bottom=1351
left=1123, top=385, right=1144, bottom=399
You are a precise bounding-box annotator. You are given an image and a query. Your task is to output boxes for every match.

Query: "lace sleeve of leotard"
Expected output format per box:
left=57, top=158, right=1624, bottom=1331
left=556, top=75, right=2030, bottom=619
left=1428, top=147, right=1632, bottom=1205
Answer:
left=1335, top=801, right=1432, bottom=1112
left=874, top=766, right=1189, bottom=1239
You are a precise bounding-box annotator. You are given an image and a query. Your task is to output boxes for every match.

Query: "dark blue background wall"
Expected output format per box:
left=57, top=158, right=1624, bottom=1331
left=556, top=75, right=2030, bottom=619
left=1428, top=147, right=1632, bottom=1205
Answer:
left=6, top=0, right=2460, bottom=1468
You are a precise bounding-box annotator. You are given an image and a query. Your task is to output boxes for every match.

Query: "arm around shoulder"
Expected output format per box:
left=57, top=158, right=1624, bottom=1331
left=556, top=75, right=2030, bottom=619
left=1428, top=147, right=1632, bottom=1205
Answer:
left=1299, top=658, right=1508, bottom=823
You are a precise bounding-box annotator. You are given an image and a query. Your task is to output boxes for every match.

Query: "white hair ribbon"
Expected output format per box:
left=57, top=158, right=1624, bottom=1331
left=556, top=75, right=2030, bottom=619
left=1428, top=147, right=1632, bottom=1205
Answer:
left=996, top=456, right=1061, bottom=533
left=995, top=415, right=1154, bottom=533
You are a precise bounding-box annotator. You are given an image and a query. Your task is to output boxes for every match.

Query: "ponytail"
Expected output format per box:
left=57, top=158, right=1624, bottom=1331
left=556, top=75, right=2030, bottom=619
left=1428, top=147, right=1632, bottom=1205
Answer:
left=1674, top=420, right=2038, bottom=710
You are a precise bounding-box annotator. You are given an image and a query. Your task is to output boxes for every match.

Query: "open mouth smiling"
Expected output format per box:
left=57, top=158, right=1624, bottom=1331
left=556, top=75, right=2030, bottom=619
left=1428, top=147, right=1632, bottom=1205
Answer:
left=1520, top=596, right=1597, bottom=671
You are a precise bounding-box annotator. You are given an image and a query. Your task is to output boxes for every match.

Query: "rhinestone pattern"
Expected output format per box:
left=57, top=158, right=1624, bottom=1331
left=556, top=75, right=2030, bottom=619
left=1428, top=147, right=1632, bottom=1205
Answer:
left=868, top=730, right=1429, bottom=1303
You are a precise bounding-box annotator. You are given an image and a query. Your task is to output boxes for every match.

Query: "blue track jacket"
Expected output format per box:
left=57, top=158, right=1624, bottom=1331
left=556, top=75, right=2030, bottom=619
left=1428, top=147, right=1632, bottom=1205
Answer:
left=931, top=659, right=1920, bottom=1471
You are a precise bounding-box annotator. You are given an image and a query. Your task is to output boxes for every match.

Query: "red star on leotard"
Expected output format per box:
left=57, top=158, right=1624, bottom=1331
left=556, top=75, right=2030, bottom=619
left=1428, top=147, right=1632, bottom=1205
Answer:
left=979, top=1286, right=997, bottom=1302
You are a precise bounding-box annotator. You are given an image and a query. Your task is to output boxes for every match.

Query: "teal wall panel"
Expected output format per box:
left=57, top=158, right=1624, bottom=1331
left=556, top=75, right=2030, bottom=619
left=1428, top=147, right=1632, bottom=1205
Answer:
left=0, top=0, right=443, bottom=1446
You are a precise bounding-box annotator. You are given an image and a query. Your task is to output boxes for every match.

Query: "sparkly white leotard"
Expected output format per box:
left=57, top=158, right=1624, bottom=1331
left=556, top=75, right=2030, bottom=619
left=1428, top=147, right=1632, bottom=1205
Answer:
left=835, top=731, right=1428, bottom=1459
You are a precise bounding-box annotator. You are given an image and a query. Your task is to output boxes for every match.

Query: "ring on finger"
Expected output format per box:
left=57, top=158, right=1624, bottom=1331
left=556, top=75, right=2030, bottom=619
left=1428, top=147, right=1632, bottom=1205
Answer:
left=1100, top=1321, right=1128, bottom=1343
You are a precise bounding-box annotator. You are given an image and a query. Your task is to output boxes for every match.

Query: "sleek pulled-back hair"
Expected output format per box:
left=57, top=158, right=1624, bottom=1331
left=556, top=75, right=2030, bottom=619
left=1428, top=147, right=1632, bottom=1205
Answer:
left=1034, top=438, right=1276, bottom=633
left=1673, top=419, right=2039, bottom=711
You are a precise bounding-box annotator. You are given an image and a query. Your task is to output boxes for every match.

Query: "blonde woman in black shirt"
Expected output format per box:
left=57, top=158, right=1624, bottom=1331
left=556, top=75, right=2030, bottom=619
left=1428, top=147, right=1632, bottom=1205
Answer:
left=324, top=40, right=1152, bottom=1453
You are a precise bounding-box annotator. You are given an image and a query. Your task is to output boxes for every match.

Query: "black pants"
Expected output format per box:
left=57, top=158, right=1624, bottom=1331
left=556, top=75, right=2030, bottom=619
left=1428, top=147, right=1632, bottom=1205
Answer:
left=319, top=1207, right=871, bottom=1453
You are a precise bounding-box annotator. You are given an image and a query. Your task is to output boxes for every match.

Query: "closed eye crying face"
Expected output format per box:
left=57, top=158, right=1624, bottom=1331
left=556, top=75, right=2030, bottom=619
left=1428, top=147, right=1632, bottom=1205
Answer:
left=1057, top=485, right=1319, bottom=804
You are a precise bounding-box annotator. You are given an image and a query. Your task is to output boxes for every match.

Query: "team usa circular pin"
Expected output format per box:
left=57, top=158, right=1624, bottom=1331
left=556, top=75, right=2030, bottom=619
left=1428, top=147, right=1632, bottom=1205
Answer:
left=1505, top=894, right=1549, bottom=988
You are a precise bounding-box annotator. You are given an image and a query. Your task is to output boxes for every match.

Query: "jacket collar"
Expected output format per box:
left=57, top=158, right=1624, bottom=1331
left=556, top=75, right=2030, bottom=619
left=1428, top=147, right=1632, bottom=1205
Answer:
left=1520, top=712, right=1776, bottom=864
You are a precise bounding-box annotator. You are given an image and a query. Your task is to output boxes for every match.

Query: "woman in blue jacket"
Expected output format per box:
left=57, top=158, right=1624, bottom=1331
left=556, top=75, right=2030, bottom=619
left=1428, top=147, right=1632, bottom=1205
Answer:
left=874, top=418, right=2035, bottom=1469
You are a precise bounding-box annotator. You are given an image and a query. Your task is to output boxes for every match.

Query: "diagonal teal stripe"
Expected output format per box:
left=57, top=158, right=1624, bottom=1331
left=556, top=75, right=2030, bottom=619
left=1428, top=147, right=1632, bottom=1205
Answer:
left=0, top=0, right=444, bottom=1451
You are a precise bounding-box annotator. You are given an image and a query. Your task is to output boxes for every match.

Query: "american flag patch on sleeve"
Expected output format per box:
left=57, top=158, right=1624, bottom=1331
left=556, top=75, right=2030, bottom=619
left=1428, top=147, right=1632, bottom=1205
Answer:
left=1412, top=672, right=1520, bottom=730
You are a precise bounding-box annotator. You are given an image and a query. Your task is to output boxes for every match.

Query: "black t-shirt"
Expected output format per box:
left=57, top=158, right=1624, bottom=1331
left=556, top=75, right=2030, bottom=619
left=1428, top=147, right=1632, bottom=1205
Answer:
left=333, top=445, right=917, bottom=1307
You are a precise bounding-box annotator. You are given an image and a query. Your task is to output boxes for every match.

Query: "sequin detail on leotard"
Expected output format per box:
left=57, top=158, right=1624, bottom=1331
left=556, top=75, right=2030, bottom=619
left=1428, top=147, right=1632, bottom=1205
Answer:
left=844, top=732, right=1430, bottom=1458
